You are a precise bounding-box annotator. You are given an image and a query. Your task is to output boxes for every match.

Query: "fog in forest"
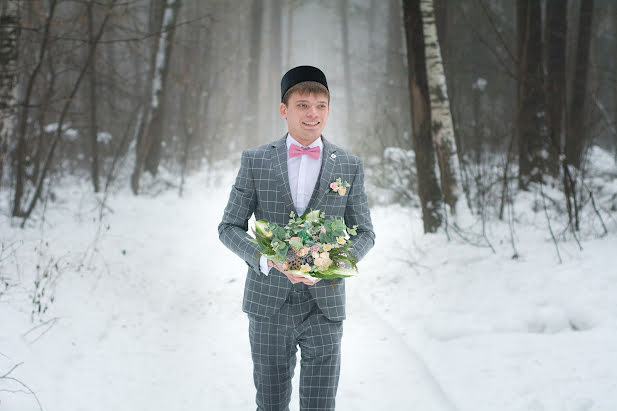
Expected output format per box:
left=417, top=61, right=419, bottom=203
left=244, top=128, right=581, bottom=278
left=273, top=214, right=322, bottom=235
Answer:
left=2, top=0, right=617, bottom=208
left=2, top=1, right=617, bottom=410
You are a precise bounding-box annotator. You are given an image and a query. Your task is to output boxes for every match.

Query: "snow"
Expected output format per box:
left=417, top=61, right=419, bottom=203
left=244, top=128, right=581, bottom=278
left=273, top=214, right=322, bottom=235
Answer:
left=44, top=123, right=78, bottom=140
left=473, top=78, right=488, bottom=91
left=97, top=131, right=112, bottom=144
left=1, top=152, right=617, bottom=410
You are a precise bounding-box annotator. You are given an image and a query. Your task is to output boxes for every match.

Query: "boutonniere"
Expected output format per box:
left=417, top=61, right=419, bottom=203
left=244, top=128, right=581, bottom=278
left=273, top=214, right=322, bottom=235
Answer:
left=328, top=177, right=350, bottom=196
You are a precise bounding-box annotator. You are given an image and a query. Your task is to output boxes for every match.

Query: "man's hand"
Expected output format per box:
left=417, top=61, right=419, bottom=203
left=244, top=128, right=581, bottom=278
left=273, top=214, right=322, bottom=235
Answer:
left=269, top=260, right=322, bottom=286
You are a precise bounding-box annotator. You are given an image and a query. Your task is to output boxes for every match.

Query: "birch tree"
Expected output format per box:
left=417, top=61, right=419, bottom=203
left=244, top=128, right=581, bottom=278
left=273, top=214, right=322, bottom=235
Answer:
left=0, top=0, right=20, bottom=187
left=420, top=0, right=463, bottom=214
left=403, top=0, right=443, bottom=233
left=131, top=0, right=180, bottom=194
left=145, top=0, right=181, bottom=176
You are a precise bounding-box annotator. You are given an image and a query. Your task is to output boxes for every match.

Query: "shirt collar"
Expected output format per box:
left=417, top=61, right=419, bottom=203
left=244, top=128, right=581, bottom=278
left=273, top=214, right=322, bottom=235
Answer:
left=286, top=133, right=324, bottom=150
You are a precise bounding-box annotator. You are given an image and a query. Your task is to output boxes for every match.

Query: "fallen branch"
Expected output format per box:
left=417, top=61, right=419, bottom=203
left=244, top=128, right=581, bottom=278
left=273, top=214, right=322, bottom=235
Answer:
left=0, top=363, right=44, bottom=411
left=22, top=317, right=59, bottom=345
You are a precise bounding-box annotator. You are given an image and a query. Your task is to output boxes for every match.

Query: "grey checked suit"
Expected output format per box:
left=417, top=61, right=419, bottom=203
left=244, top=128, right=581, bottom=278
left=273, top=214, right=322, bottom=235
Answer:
left=218, top=135, right=375, bottom=410
left=218, top=135, right=375, bottom=321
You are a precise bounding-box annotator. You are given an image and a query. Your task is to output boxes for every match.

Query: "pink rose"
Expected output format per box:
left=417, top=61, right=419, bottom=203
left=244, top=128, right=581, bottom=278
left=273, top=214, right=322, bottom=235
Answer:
left=330, top=182, right=339, bottom=191
left=310, top=244, right=320, bottom=253
left=320, top=226, right=326, bottom=233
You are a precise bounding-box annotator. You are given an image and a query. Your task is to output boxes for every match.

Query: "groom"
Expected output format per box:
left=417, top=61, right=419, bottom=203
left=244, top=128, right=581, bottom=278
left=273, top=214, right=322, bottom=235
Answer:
left=218, top=65, right=375, bottom=410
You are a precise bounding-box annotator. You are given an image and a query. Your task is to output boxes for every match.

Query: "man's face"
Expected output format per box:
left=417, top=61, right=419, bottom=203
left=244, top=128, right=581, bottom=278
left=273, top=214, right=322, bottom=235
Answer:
left=280, top=92, right=330, bottom=145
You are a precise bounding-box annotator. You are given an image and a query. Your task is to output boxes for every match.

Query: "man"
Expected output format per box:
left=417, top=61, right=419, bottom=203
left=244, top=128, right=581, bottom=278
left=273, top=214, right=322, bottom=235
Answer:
left=218, top=65, right=375, bottom=410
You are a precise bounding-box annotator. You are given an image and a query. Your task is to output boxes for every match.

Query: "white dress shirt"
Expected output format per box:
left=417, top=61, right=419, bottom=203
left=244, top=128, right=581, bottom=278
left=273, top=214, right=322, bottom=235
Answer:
left=259, top=133, right=324, bottom=275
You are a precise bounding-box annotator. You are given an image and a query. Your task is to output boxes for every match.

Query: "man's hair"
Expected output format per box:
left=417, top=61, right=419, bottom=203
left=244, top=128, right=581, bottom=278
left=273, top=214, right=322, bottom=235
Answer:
left=282, top=81, right=330, bottom=105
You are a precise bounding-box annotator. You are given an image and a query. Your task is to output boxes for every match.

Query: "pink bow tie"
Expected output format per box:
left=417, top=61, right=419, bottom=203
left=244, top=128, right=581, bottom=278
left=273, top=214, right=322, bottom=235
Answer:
left=289, top=144, right=320, bottom=160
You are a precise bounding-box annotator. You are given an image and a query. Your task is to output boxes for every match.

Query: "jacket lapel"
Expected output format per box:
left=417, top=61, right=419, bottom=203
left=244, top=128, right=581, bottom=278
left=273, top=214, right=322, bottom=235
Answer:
left=307, top=137, right=337, bottom=211
left=270, top=135, right=296, bottom=216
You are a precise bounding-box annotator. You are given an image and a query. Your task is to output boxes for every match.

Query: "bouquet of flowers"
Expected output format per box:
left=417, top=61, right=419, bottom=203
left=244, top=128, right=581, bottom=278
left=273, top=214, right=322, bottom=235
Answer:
left=250, top=210, right=359, bottom=280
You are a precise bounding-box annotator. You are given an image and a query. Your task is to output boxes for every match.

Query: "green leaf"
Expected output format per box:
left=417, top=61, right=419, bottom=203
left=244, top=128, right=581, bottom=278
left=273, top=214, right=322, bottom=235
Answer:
left=299, top=230, right=311, bottom=242
left=254, top=220, right=273, bottom=238
left=310, top=267, right=358, bottom=279
left=303, top=209, right=321, bottom=222
left=289, top=237, right=303, bottom=250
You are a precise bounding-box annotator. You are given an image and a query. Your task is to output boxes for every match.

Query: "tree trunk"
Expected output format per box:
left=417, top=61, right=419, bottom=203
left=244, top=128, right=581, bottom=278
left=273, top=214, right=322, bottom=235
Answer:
left=517, top=0, right=548, bottom=189
left=403, top=0, right=443, bottom=233
left=179, top=79, right=194, bottom=198
left=340, top=0, right=353, bottom=134
left=0, top=0, right=20, bottom=188
left=269, top=0, right=282, bottom=139
left=566, top=0, right=593, bottom=169
left=143, top=0, right=180, bottom=176
left=87, top=2, right=100, bottom=192
left=12, top=0, right=56, bottom=217
left=21, top=2, right=114, bottom=225
left=384, top=0, right=408, bottom=146
left=285, top=1, right=294, bottom=68
left=368, top=0, right=377, bottom=64
left=545, top=0, right=567, bottom=176
left=247, top=0, right=263, bottom=140
left=131, top=0, right=180, bottom=194
left=420, top=0, right=463, bottom=214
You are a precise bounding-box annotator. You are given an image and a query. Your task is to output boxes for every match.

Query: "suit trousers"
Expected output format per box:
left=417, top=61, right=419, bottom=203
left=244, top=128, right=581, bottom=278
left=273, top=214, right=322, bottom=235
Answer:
left=248, top=282, right=344, bottom=411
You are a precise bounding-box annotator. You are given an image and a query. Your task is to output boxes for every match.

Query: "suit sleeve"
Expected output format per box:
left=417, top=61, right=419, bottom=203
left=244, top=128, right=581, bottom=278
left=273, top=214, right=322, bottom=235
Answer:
left=345, top=158, right=375, bottom=262
left=218, top=150, right=261, bottom=273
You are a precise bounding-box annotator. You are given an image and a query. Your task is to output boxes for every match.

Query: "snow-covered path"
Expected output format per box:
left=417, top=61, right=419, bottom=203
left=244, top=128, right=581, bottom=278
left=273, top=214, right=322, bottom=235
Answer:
left=340, top=289, right=457, bottom=411
left=1, top=181, right=459, bottom=411
left=2, top=168, right=617, bottom=410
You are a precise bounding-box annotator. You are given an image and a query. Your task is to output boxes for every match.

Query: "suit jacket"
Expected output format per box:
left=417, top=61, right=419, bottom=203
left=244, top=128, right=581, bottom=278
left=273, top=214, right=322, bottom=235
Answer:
left=218, top=135, right=375, bottom=321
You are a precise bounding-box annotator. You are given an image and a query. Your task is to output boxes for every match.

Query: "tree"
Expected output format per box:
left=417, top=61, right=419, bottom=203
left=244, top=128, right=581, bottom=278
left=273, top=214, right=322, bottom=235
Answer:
left=12, top=0, right=57, bottom=217
left=0, top=0, right=20, bottom=188
left=19, top=0, right=115, bottom=224
left=516, top=0, right=548, bottom=189
left=340, top=0, right=353, bottom=134
left=268, top=0, right=283, bottom=140
left=385, top=0, right=410, bottom=146
left=403, top=0, right=443, bottom=233
left=247, top=0, right=263, bottom=142
left=566, top=0, right=594, bottom=169
left=420, top=0, right=463, bottom=213
left=86, top=1, right=100, bottom=192
left=131, top=0, right=181, bottom=194
left=545, top=0, right=567, bottom=176
left=145, top=0, right=181, bottom=176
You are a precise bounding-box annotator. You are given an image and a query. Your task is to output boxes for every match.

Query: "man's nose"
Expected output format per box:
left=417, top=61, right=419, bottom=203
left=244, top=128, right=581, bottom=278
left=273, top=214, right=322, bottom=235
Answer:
left=306, top=106, right=317, bottom=116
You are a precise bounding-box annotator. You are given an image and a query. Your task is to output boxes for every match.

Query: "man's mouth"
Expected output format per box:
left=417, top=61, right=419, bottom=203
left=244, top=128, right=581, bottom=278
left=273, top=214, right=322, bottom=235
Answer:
left=302, top=121, right=320, bottom=127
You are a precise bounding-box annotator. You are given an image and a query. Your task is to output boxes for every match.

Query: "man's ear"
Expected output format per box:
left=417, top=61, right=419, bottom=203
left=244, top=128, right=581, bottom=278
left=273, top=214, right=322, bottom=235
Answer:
left=279, top=103, right=287, bottom=119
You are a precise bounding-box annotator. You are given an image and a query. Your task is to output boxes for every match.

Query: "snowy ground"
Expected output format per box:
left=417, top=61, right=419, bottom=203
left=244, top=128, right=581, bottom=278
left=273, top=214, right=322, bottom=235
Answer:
left=1, top=160, right=617, bottom=411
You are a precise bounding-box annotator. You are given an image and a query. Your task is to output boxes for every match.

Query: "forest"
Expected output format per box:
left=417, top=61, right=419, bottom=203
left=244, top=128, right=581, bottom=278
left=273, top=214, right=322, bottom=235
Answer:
left=1, top=1, right=617, bottom=410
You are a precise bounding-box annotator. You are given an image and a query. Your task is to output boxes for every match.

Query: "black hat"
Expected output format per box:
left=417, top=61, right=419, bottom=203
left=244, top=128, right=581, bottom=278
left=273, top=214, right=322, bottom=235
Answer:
left=280, top=65, right=328, bottom=101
